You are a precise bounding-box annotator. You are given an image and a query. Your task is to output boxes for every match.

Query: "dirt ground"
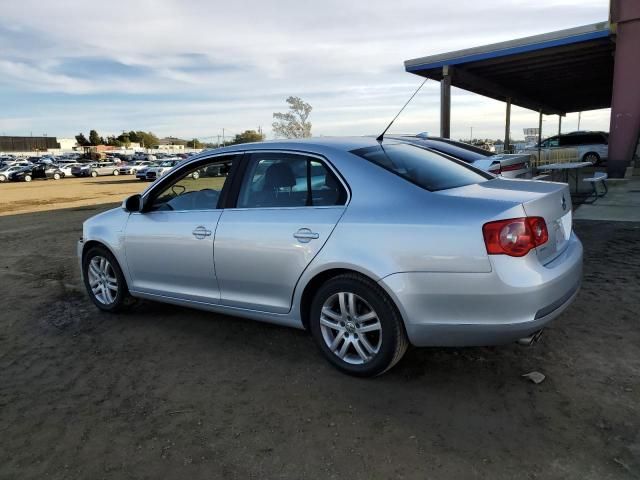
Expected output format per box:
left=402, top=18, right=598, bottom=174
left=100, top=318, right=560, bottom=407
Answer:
left=0, top=197, right=639, bottom=478
left=0, top=175, right=147, bottom=216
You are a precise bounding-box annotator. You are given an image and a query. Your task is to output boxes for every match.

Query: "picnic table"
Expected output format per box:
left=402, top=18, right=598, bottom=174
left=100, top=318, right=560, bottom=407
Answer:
left=540, top=161, right=592, bottom=192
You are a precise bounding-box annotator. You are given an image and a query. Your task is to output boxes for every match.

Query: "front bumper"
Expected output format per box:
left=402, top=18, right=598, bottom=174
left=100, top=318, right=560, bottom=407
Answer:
left=380, top=232, right=583, bottom=347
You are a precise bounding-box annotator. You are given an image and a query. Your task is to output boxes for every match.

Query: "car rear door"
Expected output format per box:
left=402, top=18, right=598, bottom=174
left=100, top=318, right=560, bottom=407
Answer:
left=214, top=151, right=348, bottom=313
left=124, top=154, right=240, bottom=303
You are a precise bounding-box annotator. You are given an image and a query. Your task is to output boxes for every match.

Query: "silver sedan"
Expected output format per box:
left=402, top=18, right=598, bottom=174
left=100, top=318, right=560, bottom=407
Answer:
left=77, top=137, right=582, bottom=376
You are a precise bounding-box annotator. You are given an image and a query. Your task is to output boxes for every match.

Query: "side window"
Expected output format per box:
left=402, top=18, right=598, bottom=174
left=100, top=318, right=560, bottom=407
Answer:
left=149, top=155, right=237, bottom=211
left=237, top=153, right=346, bottom=208
left=546, top=137, right=559, bottom=147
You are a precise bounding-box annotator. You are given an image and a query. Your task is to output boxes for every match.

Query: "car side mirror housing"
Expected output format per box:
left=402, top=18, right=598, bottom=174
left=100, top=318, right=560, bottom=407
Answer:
left=123, top=194, right=143, bottom=212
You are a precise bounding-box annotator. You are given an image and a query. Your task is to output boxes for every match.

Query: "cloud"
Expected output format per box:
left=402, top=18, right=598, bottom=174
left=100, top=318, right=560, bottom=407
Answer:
left=0, top=0, right=610, bottom=139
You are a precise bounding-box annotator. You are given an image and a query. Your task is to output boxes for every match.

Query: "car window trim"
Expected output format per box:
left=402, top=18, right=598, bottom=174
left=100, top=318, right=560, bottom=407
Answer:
left=224, top=149, right=350, bottom=209
left=140, top=152, right=244, bottom=212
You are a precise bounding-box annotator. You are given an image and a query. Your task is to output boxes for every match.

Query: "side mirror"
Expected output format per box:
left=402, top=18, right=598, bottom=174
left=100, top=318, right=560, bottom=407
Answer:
left=123, top=194, right=142, bottom=212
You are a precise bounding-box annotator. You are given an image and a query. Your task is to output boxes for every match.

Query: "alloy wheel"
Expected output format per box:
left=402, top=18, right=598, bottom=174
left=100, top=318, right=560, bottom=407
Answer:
left=320, top=292, right=382, bottom=365
left=87, top=256, right=119, bottom=305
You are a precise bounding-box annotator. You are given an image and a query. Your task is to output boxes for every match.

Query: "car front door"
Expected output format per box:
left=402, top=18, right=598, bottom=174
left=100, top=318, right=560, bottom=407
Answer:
left=214, top=151, right=348, bottom=313
left=124, top=154, right=240, bottom=303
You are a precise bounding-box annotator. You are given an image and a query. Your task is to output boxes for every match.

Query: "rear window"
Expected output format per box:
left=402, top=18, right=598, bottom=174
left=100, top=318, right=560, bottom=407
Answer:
left=351, top=143, right=491, bottom=191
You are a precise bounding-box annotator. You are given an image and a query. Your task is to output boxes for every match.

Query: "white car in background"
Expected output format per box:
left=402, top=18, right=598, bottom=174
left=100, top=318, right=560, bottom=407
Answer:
left=144, top=159, right=181, bottom=181
left=119, top=161, right=150, bottom=175
left=57, top=163, right=83, bottom=177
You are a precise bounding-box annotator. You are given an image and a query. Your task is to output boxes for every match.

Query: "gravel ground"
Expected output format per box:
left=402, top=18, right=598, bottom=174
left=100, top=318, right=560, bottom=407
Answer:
left=0, top=205, right=638, bottom=480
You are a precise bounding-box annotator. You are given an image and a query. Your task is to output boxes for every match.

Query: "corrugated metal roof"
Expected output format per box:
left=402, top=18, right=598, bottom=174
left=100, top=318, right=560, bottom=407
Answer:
left=404, top=22, right=614, bottom=114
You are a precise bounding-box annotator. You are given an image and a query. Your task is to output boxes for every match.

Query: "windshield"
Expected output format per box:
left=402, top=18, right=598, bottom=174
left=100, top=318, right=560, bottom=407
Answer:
left=351, top=143, right=491, bottom=191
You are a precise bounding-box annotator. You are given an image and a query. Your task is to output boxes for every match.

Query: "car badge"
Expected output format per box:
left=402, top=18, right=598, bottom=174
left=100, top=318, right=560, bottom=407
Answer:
left=561, top=195, right=567, bottom=211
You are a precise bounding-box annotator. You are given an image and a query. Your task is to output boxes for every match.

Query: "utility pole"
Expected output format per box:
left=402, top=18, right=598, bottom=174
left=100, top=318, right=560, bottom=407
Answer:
left=470, top=126, right=473, bottom=142
left=577, top=112, right=582, bottom=130
left=222, top=128, right=225, bottom=147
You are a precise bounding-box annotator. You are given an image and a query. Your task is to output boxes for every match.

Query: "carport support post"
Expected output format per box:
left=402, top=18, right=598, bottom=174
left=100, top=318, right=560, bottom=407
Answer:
left=440, top=66, right=451, bottom=139
left=558, top=115, right=562, bottom=136
left=537, top=109, right=543, bottom=168
left=504, top=97, right=511, bottom=153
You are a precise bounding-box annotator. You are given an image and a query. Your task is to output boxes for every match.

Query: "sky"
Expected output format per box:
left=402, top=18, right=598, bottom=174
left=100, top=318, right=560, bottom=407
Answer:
left=0, top=0, right=610, bottom=142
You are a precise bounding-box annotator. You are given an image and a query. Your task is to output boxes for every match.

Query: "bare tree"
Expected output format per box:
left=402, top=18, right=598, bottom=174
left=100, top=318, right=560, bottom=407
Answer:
left=272, top=96, right=312, bottom=138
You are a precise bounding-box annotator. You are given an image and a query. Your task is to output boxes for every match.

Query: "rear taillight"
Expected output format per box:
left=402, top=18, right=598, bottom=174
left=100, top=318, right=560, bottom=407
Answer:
left=500, top=162, right=527, bottom=172
left=482, top=217, right=548, bottom=257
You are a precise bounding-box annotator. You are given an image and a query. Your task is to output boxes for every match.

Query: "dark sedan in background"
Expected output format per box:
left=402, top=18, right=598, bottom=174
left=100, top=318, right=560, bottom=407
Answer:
left=8, top=164, right=64, bottom=182
left=387, top=134, right=532, bottom=178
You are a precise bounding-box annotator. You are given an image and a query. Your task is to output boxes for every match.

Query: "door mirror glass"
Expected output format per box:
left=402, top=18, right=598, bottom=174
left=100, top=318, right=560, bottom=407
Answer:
left=123, top=194, right=142, bottom=212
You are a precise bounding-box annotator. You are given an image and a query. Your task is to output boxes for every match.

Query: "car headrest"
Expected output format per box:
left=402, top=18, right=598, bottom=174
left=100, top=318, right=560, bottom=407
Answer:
left=263, top=162, right=296, bottom=190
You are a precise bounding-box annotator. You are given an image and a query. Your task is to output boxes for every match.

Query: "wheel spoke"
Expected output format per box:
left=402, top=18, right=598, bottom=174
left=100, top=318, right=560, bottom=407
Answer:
left=337, top=337, right=350, bottom=358
left=360, top=335, right=377, bottom=355
left=321, top=307, right=341, bottom=322
left=320, top=315, right=340, bottom=329
left=330, top=331, right=345, bottom=351
left=89, top=262, right=100, bottom=277
left=352, top=339, right=370, bottom=362
left=337, top=292, right=347, bottom=318
left=357, top=321, right=381, bottom=334
left=356, top=310, right=376, bottom=322
left=346, top=293, right=357, bottom=317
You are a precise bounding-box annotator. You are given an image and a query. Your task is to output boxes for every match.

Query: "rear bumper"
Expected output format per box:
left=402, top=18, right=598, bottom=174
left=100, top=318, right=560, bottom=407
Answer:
left=380, top=232, right=583, bottom=347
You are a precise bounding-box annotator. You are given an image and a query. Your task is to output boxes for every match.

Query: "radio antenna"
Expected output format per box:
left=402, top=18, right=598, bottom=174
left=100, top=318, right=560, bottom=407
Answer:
left=376, top=78, right=428, bottom=143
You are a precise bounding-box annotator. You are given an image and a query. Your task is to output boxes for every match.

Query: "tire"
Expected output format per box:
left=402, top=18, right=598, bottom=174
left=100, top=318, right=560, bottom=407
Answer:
left=82, top=245, right=133, bottom=312
left=192, top=171, right=200, bottom=180
left=309, top=273, right=408, bottom=377
left=24, top=175, right=32, bottom=182
left=0, top=175, right=6, bottom=182
left=583, top=152, right=600, bottom=165
left=91, top=171, right=98, bottom=177
left=53, top=173, right=61, bottom=180
left=113, top=169, right=120, bottom=176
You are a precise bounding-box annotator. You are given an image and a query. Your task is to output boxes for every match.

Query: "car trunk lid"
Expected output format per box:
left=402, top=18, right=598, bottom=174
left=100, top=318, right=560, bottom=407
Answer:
left=437, top=178, right=572, bottom=264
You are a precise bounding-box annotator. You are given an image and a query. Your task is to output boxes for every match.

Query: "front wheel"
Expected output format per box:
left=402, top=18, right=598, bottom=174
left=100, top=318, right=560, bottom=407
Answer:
left=53, top=173, right=61, bottom=180
left=0, top=175, right=6, bottom=182
left=309, top=273, right=408, bottom=377
left=113, top=169, right=120, bottom=176
left=82, top=245, right=132, bottom=312
left=24, top=175, right=32, bottom=182
left=91, top=171, right=98, bottom=177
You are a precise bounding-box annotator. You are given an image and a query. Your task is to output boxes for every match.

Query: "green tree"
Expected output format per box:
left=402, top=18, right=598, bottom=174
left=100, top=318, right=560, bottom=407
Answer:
left=75, top=133, right=89, bottom=146
left=188, top=138, right=204, bottom=149
left=231, top=130, right=265, bottom=145
left=272, top=96, right=312, bottom=138
left=117, top=132, right=131, bottom=147
left=135, top=131, right=160, bottom=149
left=89, top=129, right=101, bottom=146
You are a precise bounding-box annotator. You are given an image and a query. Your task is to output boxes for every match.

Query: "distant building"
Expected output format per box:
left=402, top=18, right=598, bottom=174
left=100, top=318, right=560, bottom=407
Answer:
left=56, top=138, right=77, bottom=151
left=0, top=136, right=60, bottom=153
left=154, top=137, right=186, bottom=151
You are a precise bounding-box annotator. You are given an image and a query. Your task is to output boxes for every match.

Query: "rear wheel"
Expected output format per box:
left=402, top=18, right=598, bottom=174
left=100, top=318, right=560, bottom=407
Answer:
left=0, top=175, right=6, bottom=182
left=583, top=152, right=600, bottom=165
left=309, top=273, right=408, bottom=377
left=91, top=171, right=98, bottom=177
left=82, top=245, right=132, bottom=312
left=53, top=173, right=61, bottom=180
left=113, top=169, right=120, bottom=176
left=24, top=175, right=32, bottom=182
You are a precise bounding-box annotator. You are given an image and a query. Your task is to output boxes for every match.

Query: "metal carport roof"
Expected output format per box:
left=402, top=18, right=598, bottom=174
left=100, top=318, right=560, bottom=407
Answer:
left=404, top=22, right=614, bottom=115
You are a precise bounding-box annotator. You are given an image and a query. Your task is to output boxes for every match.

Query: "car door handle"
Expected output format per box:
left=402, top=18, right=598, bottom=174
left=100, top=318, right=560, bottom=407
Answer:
left=293, top=228, right=319, bottom=243
left=192, top=226, right=212, bottom=240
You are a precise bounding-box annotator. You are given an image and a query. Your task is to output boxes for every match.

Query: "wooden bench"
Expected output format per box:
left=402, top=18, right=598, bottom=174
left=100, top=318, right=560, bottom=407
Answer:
left=582, top=172, right=608, bottom=203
